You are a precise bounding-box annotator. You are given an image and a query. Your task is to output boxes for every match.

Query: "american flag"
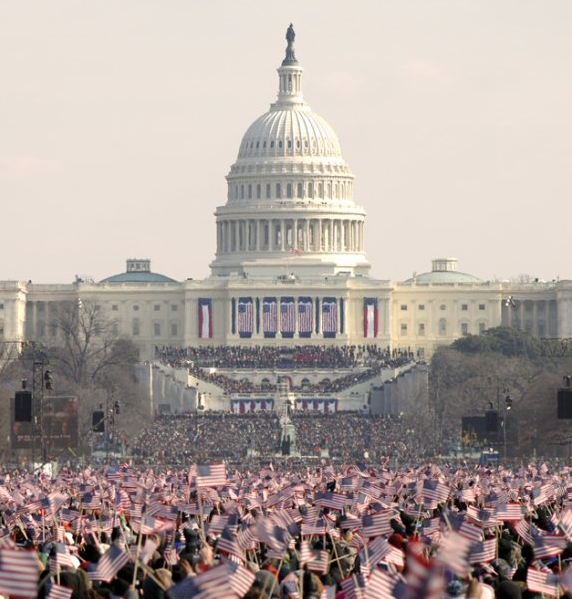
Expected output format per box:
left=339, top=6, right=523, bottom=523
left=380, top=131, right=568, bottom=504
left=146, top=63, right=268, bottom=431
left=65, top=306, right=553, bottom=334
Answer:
left=420, top=479, right=450, bottom=504
left=532, top=531, right=567, bottom=559
left=558, top=509, right=572, bottom=541
left=300, top=540, right=328, bottom=574
left=226, top=561, right=256, bottom=597
left=88, top=544, right=131, bottom=582
left=468, top=538, right=497, bottom=564
left=46, top=584, right=73, bottom=599
left=280, top=299, right=295, bottom=335
left=237, top=300, right=253, bottom=335
left=527, top=568, right=560, bottom=597
left=322, top=299, right=337, bottom=335
left=436, top=532, right=471, bottom=577
left=495, top=503, right=524, bottom=521
left=340, top=573, right=366, bottom=599
left=0, top=548, right=39, bottom=598
left=362, top=513, right=392, bottom=538
left=298, top=299, right=313, bottom=335
left=196, top=463, right=226, bottom=488
left=365, top=569, right=397, bottom=599
left=314, top=491, right=346, bottom=510
left=48, top=542, right=74, bottom=570
left=263, top=299, right=277, bottom=334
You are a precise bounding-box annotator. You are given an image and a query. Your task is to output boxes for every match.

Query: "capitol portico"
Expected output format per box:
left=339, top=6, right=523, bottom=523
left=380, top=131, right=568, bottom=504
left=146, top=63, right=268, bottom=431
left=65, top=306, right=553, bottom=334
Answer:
left=2, top=26, right=572, bottom=367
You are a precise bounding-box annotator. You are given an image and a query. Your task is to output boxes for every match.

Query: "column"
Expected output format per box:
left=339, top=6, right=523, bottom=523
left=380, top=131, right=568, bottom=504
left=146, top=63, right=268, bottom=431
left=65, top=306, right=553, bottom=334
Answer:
left=280, top=220, right=285, bottom=251
left=319, top=219, right=325, bottom=251
left=304, top=219, right=310, bottom=252
left=316, top=298, right=322, bottom=334
left=293, top=218, right=298, bottom=250
left=256, top=220, right=261, bottom=251
left=233, top=221, right=238, bottom=252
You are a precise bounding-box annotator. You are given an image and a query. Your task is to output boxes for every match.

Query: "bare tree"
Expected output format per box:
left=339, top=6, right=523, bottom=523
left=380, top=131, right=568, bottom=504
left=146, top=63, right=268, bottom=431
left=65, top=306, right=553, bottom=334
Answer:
left=48, top=301, right=138, bottom=386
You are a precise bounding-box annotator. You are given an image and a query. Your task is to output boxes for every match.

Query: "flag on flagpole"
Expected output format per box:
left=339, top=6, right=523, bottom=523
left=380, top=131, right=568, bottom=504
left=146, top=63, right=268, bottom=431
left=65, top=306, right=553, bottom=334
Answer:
left=0, top=548, right=39, bottom=598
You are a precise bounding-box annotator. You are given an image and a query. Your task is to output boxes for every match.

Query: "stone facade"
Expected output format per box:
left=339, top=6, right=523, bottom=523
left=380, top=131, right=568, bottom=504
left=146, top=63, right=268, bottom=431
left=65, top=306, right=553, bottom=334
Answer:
left=1, top=28, right=570, bottom=362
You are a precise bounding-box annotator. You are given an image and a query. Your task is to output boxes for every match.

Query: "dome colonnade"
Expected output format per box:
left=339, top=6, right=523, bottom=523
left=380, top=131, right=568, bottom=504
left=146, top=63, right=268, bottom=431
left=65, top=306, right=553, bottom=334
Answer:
left=211, top=25, right=369, bottom=277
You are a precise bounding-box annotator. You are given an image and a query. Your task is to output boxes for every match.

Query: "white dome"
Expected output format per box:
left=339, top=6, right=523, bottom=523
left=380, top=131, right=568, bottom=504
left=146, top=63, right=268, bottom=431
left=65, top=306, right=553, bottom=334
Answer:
left=211, top=25, right=370, bottom=279
left=237, top=107, right=343, bottom=160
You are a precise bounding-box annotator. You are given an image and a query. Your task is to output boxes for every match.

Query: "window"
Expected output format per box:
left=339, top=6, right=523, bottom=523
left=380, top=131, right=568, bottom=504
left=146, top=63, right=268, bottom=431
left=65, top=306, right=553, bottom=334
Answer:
left=440, top=304, right=446, bottom=311
left=256, top=184, right=261, bottom=199
left=248, top=184, right=252, bottom=199
left=439, top=318, right=447, bottom=335
left=276, top=183, right=281, bottom=198
left=418, top=304, right=425, bottom=311
left=171, top=323, right=178, bottom=336
left=418, top=323, right=425, bottom=336
left=479, top=304, right=485, bottom=311
left=297, top=183, right=303, bottom=198
left=266, top=183, right=271, bottom=198
left=0, top=319, right=4, bottom=336
left=154, top=304, right=161, bottom=311
left=132, top=319, right=140, bottom=336
left=400, top=305, right=407, bottom=311
left=171, top=304, right=178, bottom=311
left=0, top=303, right=4, bottom=310
left=133, top=305, right=139, bottom=311
left=154, top=323, right=161, bottom=336
left=461, top=304, right=468, bottom=311
left=479, top=322, right=486, bottom=334
left=287, top=183, right=292, bottom=198
left=400, top=323, right=408, bottom=335
left=270, top=141, right=274, bottom=149
left=538, top=322, right=545, bottom=337
left=112, top=304, right=118, bottom=311
left=461, top=323, right=469, bottom=335
left=111, top=323, right=119, bottom=335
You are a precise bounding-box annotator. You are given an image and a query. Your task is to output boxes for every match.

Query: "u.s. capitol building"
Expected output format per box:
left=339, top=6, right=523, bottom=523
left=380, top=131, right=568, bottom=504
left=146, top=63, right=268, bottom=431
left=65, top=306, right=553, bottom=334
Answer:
left=2, top=26, right=572, bottom=365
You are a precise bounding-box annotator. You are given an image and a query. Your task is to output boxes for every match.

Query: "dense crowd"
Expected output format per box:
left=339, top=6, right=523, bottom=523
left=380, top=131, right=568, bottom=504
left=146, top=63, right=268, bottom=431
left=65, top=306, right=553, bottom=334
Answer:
left=2, top=460, right=572, bottom=599
left=291, top=413, right=431, bottom=461
left=128, top=413, right=281, bottom=463
left=155, top=345, right=413, bottom=370
left=155, top=345, right=414, bottom=394
left=126, top=412, right=435, bottom=464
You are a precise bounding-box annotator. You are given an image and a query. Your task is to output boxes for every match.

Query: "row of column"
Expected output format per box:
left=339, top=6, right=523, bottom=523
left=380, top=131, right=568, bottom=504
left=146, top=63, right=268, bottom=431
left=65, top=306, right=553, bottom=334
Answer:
left=216, top=218, right=365, bottom=254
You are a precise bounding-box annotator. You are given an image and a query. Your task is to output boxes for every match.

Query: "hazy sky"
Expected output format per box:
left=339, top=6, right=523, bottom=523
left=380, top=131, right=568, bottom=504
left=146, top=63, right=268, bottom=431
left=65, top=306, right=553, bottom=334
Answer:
left=1, top=1, right=571, bottom=284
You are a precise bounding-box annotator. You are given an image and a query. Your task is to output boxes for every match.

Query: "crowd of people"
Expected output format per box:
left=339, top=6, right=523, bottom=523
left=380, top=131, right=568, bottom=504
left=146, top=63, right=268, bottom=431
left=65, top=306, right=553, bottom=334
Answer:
left=155, top=345, right=413, bottom=371
left=291, top=412, right=432, bottom=461
left=154, top=345, right=414, bottom=394
left=128, top=413, right=281, bottom=463
left=126, top=412, right=437, bottom=465
left=1, top=459, right=572, bottom=599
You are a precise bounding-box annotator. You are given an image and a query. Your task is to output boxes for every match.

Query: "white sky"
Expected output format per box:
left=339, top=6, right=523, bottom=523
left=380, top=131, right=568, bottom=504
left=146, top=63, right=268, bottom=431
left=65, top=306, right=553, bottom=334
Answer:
left=1, top=0, right=571, bottom=284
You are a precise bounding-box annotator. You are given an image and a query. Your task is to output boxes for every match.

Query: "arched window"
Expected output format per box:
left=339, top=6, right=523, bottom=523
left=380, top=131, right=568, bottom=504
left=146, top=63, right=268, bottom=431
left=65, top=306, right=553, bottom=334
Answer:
left=439, top=318, right=447, bottom=335
left=241, top=185, right=244, bottom=200
left=266, top=183, right=271, bottom=198
left=318, top=183, right=323, bottom=198
left=297, top=183, right=303, bottom=198
left=308, top=182, right=313, bottom=198
left=132, top=319, right=140, bottom=336
left=287, top=183, right=292, bottom=198
left=248, top=184, right=252, bottom=199
left=256, top=184, right=261, bottom=199
left=276, top=183, right=281, bottom=198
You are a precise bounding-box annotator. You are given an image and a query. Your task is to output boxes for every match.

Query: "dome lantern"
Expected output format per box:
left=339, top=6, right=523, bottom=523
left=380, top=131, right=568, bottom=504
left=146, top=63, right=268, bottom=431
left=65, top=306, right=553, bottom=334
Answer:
left=273, top=24, right=304, bottom=110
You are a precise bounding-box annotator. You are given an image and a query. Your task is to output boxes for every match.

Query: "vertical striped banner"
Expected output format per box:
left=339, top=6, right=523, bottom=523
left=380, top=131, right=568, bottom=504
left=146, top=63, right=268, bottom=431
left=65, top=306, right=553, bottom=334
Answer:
left=238, top=297, right=253, bottom=338
left=198, top=298, right=212, bottom=339
left=280, top=297, right=295, bottom=338
left=322, top=297, right=337, bottom=338
left=298, top=297, right=313, bottom=338
left=364, top=298, right=378, bottom=338
left=263, top=297, right=277, bottom=338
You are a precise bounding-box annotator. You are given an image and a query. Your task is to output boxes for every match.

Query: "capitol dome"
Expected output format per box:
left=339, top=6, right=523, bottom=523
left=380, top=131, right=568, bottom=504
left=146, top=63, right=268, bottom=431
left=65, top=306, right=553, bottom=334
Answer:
left=210, top=25, right=370, bottom=278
